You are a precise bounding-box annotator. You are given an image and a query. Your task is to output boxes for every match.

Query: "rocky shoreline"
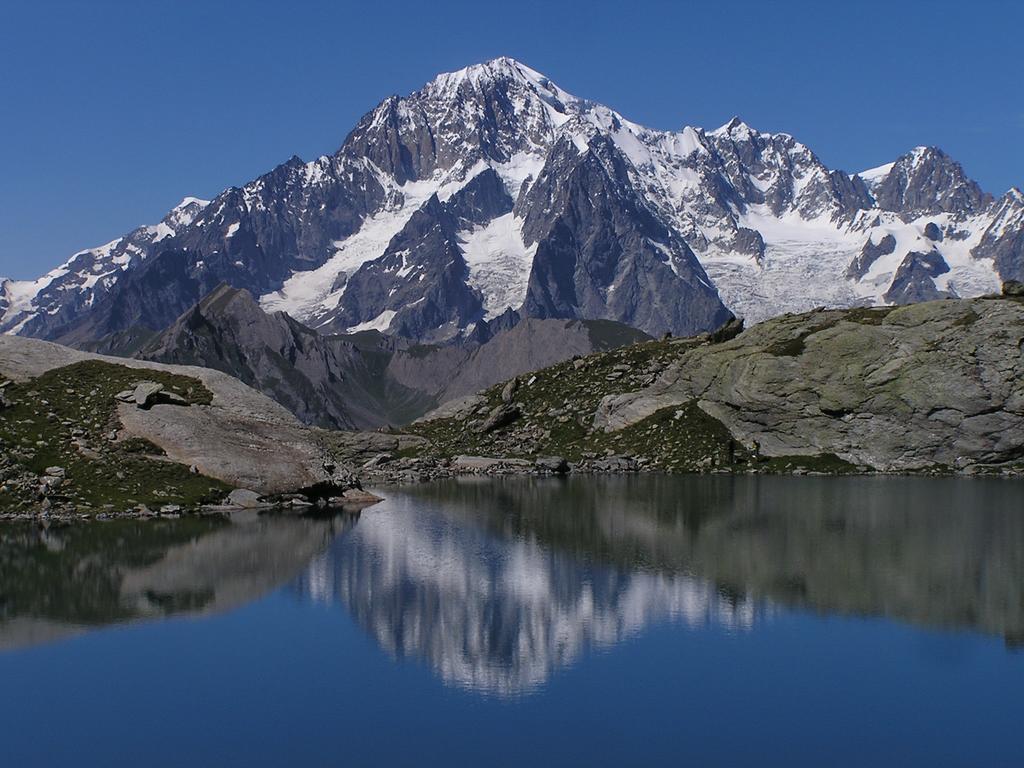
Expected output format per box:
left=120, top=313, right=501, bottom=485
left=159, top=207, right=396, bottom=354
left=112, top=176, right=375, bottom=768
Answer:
left=3, top=291, right=1023, bottom=524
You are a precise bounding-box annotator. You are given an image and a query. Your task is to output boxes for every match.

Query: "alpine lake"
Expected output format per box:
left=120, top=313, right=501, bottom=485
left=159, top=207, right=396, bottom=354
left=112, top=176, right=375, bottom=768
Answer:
left=2, top=474, right=1022, bottom=767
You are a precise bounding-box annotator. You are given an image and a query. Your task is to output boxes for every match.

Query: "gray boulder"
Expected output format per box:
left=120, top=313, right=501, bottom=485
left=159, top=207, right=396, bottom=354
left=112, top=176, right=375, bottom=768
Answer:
left=535, top=456, right=569, bottom=474
left=226, top=489, right=265, bottom=508
left=133, top=381, right=164, bottom=407
left=477, top=404, right=521, bottom=434
left=501, top=378, right=520, bottom=403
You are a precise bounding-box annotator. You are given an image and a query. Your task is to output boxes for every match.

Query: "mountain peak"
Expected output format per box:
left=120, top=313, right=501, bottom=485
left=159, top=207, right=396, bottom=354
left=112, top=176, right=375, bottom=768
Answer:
left=871, top=144, right=990, bottom=216
left=424, top=57, right=578, bottom=107
left=711, top=116, right=755, bottom=139
left=434, top=57, right=541, bottom=85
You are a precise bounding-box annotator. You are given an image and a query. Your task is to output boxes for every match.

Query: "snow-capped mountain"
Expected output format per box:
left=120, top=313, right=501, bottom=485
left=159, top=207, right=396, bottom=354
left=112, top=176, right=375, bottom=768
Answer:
left=2, top=57, right=1021, bottom=343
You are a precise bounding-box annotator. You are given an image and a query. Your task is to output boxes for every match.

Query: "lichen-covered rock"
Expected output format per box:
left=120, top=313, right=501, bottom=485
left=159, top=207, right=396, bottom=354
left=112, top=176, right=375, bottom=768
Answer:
left=595, top=298, right=1024, bottom=472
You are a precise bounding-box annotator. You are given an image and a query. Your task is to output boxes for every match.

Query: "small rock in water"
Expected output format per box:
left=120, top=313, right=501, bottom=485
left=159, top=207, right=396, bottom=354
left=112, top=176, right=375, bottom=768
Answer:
left=339, top=488, right=383, bottom=504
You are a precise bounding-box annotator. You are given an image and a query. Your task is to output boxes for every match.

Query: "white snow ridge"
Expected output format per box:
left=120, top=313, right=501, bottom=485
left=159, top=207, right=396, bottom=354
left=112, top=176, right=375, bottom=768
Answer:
left=2, top=58, right=1020, bottom=339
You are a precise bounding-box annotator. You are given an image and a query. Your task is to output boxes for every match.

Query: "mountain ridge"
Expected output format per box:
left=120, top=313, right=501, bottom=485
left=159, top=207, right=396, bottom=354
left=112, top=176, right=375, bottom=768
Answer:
left=2, top=57, right=1021, bottom=344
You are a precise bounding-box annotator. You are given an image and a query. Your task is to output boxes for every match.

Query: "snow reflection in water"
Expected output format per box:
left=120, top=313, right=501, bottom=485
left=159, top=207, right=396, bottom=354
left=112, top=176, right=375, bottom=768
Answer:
left=297, top=488, right=764, bottom=696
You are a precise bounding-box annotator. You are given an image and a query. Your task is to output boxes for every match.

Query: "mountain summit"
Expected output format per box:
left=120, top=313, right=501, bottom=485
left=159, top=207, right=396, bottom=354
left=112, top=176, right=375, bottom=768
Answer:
left=2, top=58, right=1021, bottom=344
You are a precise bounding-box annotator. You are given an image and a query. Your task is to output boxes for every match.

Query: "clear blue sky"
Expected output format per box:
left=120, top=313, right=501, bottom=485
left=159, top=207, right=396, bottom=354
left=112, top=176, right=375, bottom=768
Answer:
left=1, top=0, right=1021, bottom=279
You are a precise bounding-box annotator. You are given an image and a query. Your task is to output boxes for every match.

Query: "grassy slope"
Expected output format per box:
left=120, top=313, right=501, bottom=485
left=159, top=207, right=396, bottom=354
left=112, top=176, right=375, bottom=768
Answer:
left=406, top=334, right=855, bottom=474
left=0, top=361, right=231, bottom=514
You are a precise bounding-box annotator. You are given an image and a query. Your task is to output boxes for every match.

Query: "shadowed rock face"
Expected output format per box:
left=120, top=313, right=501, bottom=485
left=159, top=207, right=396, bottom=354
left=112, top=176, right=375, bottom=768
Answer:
left=872, top=147, right=991, bottom=217
left=130, top=285, right=650, bottom=429
left=518, top=135, right=733, bottom=337
left=846, top=234, right=897, bottom=280
left=595, top=297, right=1024, bottom=472
left=137, top=284, right=434, bottom=430
left=883, top=250, right=952, bottom=304
left=294, top=476, right=1024, bottom=694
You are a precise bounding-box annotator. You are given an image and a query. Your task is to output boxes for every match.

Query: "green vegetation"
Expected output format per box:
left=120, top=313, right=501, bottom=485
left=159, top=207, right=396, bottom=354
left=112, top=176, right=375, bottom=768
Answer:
left=0, top=361, right=230, bottom=515
left=406, top=334, right=859, bottom=474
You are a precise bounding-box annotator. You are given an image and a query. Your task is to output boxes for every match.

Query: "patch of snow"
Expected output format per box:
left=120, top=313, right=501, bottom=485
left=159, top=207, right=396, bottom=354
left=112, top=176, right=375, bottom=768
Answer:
left=147, top=222, right=175, bottom=243
left=704, top=238, right=864, bottom=324
left=346, top=309, right=396, bottom=333
left=459, top=213, right=537, bottom=317
left=857, top=161, right=895, bottom=189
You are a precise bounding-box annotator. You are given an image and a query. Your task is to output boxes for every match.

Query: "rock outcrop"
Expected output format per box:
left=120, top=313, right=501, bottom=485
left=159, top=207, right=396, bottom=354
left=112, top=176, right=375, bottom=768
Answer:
left=595, top=297, right=1024, bottom=472
left=0, top=336, right=382, bottom=507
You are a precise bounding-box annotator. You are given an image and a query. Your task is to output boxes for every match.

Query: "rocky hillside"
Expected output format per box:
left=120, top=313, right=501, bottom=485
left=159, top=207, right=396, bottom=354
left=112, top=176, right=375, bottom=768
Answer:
left=3, top=58, right=1021, bottom=346
left=118, top=284, right=649, bottom=429
left=402, top=288, right=1024, bottom=476
left=0, top=337, right=408, bottom=520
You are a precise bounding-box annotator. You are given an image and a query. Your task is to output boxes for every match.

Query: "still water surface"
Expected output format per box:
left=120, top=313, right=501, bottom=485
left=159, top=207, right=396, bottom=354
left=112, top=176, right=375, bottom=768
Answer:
left=1, top=475, right=1023, bottom=766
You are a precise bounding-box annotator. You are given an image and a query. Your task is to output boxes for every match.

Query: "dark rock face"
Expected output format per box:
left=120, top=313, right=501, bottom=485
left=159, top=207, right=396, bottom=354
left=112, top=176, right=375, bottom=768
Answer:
left=137, top=285, right=437, bottom=430
left=325, top=195, right=484, bottom=343
left=972, top=190, right=1024, bottom=282
left=923, top=221, right=943, bottom=241
left=730, top=228, right=766, bottom=261
left=883, top=251, right=952, bottom=304
left=445, top=167, right=514, bottom=225
left=1002, top=280, right=1024, bottom=297
left=847, top=234, right=897, bottom=280
left=130, top=285, right=650, bottom=430
left=872, top=147, right=991, bottom=216
left=518, top=135, right=732, bottom=337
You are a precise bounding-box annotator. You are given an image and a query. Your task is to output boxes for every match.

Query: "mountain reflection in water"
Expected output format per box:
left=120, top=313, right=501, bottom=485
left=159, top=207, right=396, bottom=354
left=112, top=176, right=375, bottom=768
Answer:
left=1, top=475, right=1022, bottom=699
left=295, top=475, right=1024, bottom=695
left=0, top=511, right=356, bottom=651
